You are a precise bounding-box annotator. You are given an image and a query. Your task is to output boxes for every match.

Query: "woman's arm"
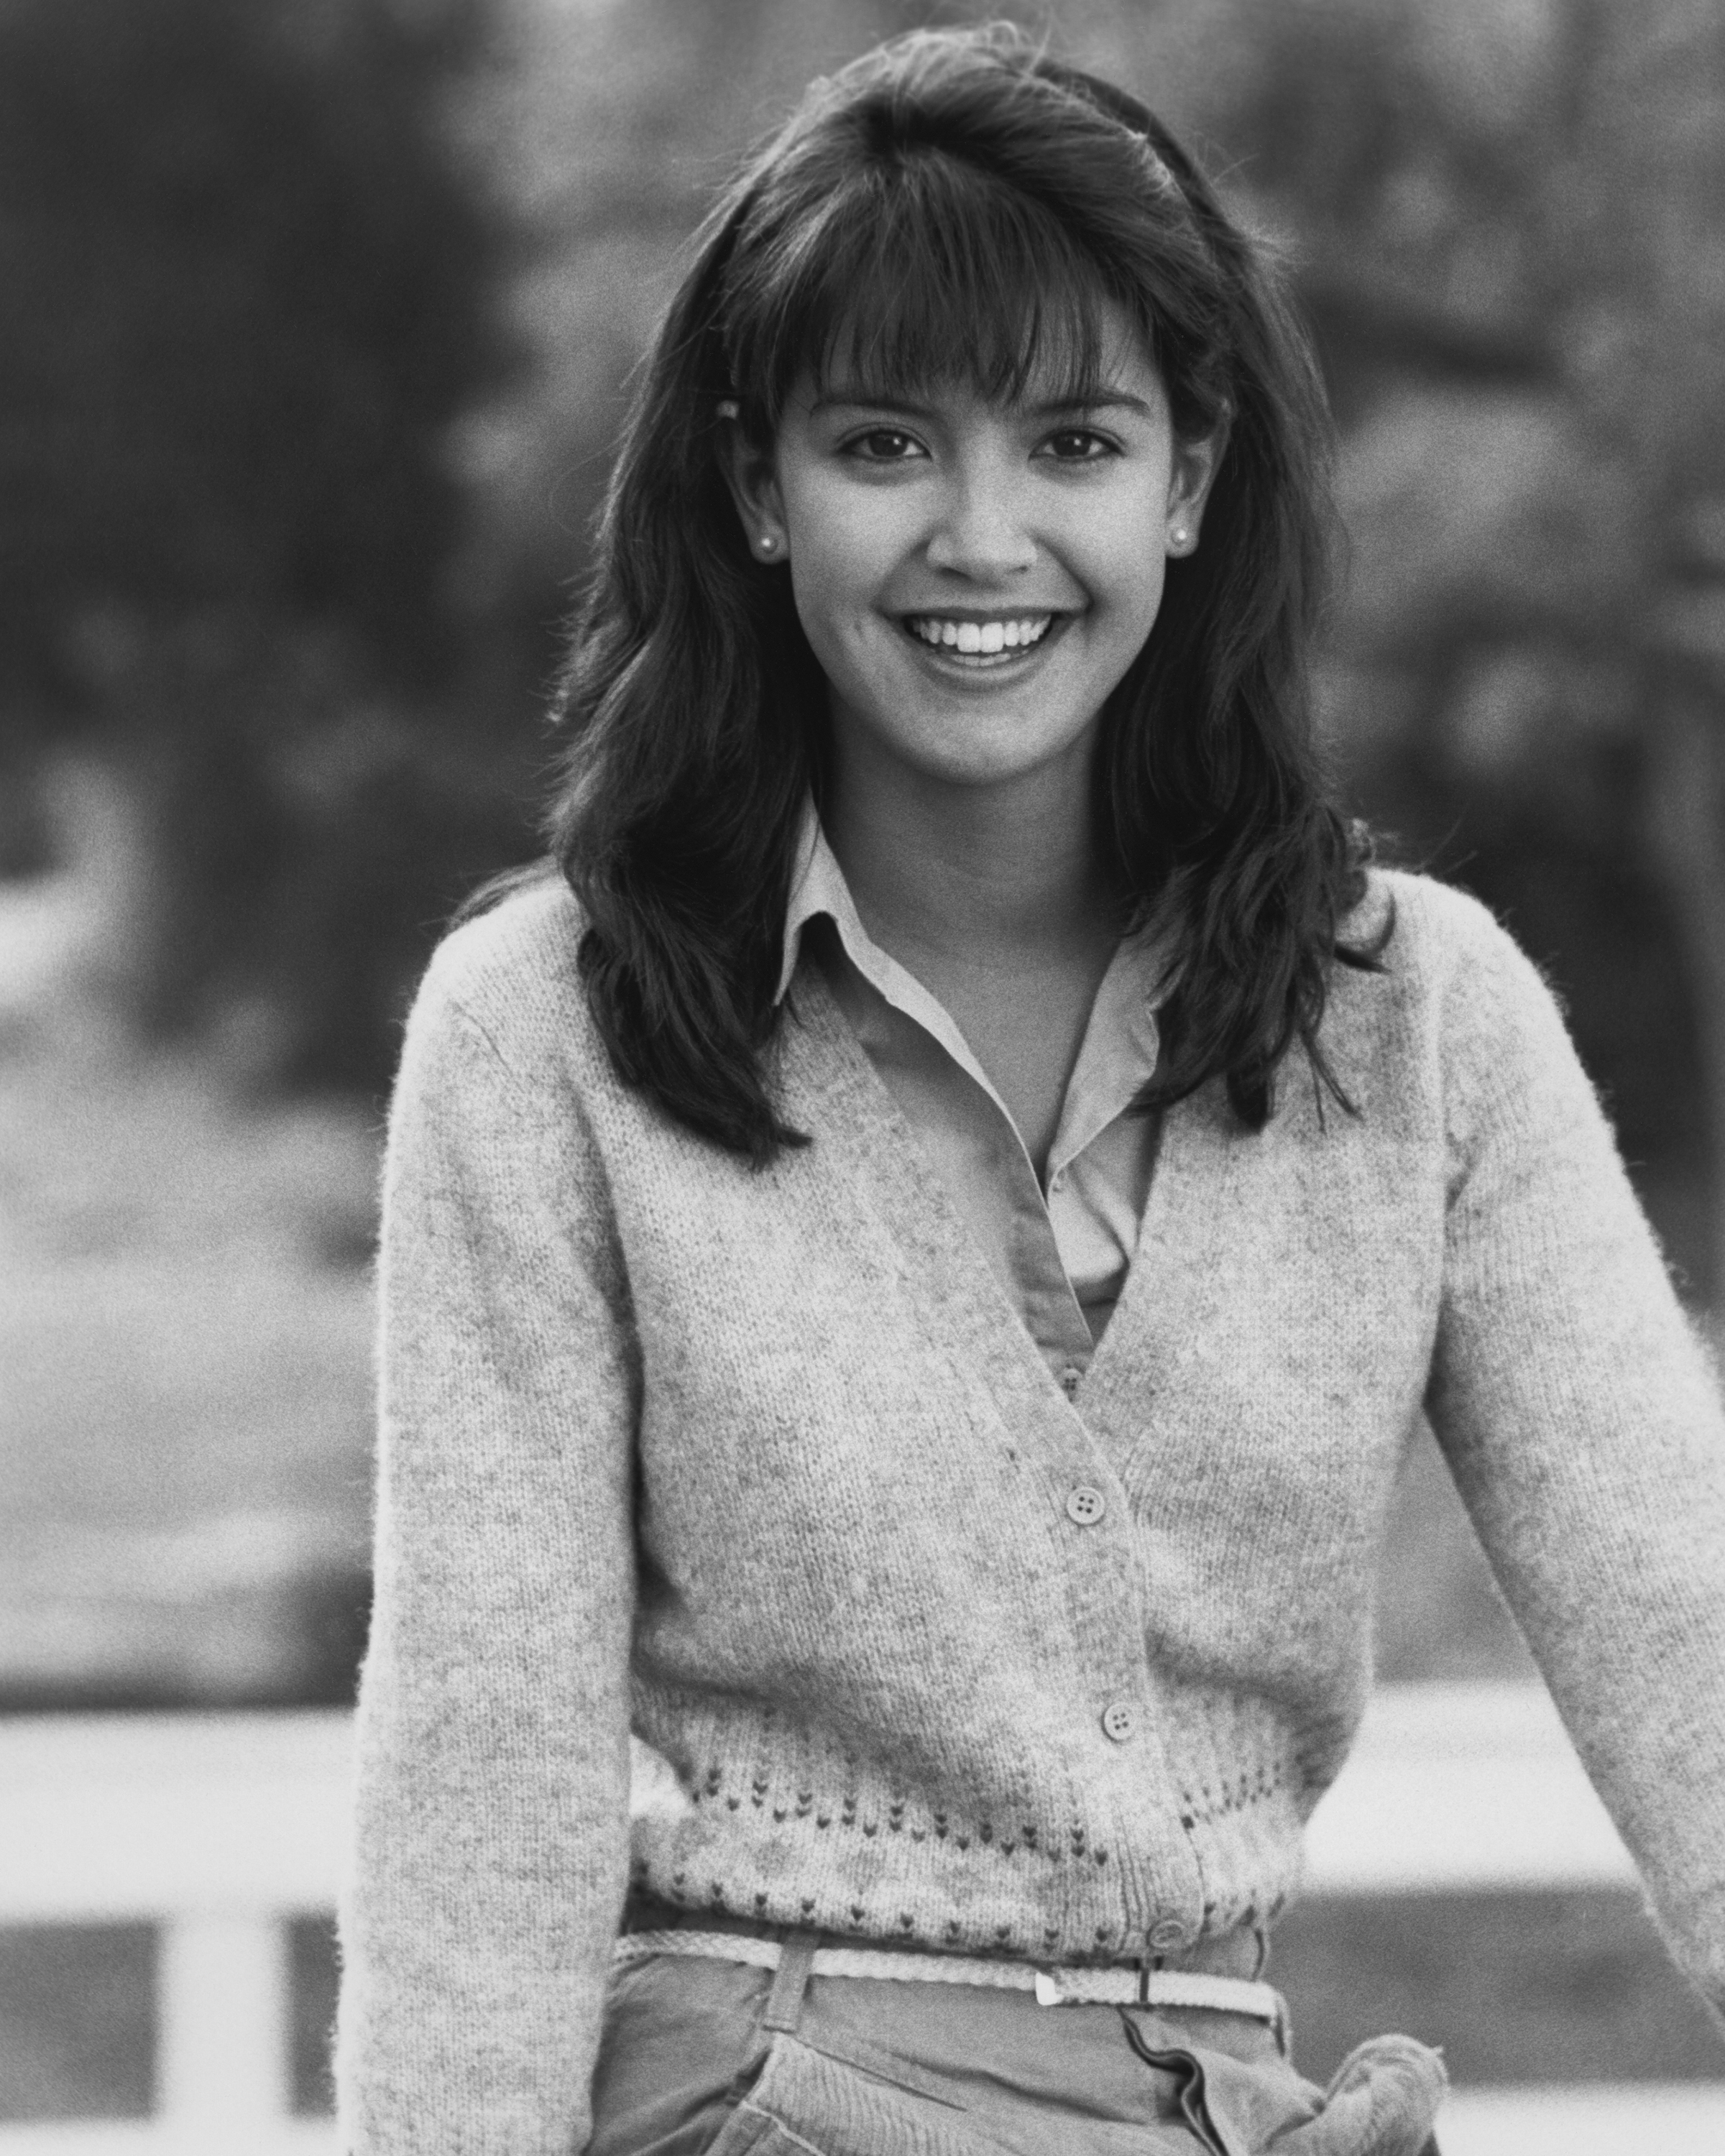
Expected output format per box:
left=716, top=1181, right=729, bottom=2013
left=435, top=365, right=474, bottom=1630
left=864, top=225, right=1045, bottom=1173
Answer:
left=1425, top=900, right=1725, bottom=2021
left=336, top=935, right=639, bottom=2154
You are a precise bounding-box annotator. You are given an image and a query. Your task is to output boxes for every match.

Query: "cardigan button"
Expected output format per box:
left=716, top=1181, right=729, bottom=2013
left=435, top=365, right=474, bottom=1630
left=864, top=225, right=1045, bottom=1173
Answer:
left=1149, top=1918, right=1191, bottom=1954
left=1100, top=1702, right=1137, bottom=1743
left=1066, top=1485, right=1107, bottom=1526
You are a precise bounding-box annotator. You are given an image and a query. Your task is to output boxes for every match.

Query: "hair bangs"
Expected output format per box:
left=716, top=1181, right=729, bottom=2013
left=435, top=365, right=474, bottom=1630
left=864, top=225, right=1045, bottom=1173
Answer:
left=729, top=151, right=1140, bottom=419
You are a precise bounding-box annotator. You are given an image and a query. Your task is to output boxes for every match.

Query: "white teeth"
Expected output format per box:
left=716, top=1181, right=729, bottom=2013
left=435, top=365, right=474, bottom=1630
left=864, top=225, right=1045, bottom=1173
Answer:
left=907, top=614, right=1054, bottom=658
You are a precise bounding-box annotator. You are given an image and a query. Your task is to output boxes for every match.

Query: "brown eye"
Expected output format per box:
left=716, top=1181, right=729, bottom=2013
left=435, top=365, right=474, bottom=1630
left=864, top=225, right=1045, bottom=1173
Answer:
left=1041, top=429, right=1114, bottom=462
left=846, top=429, right=926, bottom=461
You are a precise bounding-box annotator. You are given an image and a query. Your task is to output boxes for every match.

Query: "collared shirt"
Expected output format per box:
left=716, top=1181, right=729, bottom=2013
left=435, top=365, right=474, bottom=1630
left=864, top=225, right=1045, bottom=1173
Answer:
left=775, top=806, right=1170, bottom=1383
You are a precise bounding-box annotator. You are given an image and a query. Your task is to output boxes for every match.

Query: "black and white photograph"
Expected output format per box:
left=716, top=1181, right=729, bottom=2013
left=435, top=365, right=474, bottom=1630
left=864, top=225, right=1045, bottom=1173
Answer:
left=3, top=4, right=1724, bottom=2152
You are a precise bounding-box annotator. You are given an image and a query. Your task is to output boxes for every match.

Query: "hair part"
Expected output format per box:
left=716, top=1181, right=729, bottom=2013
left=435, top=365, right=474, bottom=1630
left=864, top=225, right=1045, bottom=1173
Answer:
left=538, top=23, right=1383, bottom=1163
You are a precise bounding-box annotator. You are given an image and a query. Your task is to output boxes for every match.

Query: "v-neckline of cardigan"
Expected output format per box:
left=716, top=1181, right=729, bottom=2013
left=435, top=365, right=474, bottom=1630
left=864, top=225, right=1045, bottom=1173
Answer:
left=780, top=958, right=1176, bottom=1421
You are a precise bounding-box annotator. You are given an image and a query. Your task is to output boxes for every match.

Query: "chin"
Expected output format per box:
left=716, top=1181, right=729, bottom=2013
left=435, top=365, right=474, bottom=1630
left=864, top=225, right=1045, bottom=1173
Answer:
left=910, top=732, right=1092, bottom=791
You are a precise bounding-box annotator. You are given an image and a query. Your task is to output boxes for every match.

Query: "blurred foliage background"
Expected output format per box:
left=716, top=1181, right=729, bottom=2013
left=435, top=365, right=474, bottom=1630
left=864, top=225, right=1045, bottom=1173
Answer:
left=2, top=0, right=1723, bottom=1703
left=6, top=0, right=1725, bottom=2115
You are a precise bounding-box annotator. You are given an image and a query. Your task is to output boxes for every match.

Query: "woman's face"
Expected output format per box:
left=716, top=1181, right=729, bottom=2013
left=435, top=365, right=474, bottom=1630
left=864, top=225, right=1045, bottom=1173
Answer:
left=729, top=310, right=1219, bottom=796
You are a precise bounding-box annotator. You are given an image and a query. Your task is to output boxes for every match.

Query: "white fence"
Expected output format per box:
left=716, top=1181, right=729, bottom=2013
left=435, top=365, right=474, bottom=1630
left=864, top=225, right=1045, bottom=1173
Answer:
left=3, top=1710, right=346, bottom=2154
left=2, top=1685, right=1722, bottom=2155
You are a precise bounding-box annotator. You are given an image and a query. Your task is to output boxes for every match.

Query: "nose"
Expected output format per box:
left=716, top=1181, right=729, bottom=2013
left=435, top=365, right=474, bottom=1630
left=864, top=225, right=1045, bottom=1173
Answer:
left=924, top=459, right=1037, bottom=582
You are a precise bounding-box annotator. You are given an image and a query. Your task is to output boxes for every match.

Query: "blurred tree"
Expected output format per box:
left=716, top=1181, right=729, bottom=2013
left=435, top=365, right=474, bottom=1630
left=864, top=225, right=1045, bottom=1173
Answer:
left=0, top=0, right=512, bottom=709
left=0, top=0, right=536, bottom=1087
left=1587, top=0, right=1725, bottom=1306
left=1218, top=0, right=1725, bottom=1299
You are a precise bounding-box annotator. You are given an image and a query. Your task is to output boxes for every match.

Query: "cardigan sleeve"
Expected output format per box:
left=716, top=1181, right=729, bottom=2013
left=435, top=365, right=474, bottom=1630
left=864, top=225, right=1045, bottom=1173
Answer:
left=335, top=940, right=639, bottom=2154
left=1424, top=898, right=1725, bottom=2020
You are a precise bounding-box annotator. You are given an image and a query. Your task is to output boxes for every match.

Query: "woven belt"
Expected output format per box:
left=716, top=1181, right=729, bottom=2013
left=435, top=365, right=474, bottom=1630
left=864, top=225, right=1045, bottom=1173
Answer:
left=614, top=1927, right=1287, bottom=2034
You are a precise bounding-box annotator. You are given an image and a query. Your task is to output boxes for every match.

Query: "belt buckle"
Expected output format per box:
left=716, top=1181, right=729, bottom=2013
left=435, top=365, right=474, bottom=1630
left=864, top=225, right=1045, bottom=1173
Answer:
left=1033, top=1968, right=1068, bottom=2006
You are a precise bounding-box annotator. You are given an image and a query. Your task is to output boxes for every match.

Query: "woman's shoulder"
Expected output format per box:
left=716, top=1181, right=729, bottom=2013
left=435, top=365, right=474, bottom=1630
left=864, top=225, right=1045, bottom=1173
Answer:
left=408, top=867, right=602, bottom=1089
left=1333, top=865, right=1571, bottom=1072
left=1346, top=862, right=1499, bottom=954
left=1346, top=863, right=1543, bottom=1000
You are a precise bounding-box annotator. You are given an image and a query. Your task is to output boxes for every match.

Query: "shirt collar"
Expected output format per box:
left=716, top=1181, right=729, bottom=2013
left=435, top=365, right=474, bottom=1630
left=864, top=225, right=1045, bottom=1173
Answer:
left=777, top=799, right=1174, bottom=1003
left=776, top=799, right=1174, bottom=1156
left=778, top=801, right=1006, bottom=1100
left=775, top=797, right=843, bottom=1004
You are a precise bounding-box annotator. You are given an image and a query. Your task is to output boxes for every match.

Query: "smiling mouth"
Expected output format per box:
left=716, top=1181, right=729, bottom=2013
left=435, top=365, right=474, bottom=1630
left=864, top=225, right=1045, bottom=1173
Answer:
left=901, top=612, right=1061, bottom=667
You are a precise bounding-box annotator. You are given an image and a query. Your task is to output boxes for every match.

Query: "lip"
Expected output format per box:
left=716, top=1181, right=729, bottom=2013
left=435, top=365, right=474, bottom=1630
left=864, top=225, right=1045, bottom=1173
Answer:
left=892, top=608, right=1077, bottom=678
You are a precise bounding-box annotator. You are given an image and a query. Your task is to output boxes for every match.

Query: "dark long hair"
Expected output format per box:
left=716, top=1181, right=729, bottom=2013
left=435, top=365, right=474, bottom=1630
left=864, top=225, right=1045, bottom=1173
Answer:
left=545, top=24, right=1379, bottom=1163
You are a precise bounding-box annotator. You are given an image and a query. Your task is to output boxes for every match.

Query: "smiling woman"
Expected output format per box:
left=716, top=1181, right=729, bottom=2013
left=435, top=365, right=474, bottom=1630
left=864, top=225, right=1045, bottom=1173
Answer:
left=740, top=337, right=1213, bottom=798
left=538, top=20, right=1360, bottom=1166
left=336, top=24, right=1725, bottom=2156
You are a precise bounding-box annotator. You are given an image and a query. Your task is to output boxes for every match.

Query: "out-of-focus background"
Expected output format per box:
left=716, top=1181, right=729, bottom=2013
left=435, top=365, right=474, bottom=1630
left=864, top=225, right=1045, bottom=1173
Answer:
left=2, top=0, right=1723, bottom=2147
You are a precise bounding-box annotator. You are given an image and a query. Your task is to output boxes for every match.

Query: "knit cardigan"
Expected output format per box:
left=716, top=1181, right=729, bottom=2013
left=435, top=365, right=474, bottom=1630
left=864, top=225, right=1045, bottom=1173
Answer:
left=336, top=866, right=1725, bottom=2154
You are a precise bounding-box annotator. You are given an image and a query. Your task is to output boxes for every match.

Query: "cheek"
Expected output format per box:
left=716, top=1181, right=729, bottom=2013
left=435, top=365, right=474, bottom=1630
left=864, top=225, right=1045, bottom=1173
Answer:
left=1077, top=494, right=1169, bottom=639
left=787, top=554, right=875, bottom=681
left=786, top=510, right=907, bottom=670
left=783, top=472, right=916, bottom=601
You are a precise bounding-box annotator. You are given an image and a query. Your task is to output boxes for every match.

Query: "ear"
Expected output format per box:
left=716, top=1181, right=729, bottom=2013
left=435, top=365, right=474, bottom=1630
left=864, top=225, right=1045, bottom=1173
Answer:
left=717, top=413, right=791, bottom=564
left=1164, top=422, right=1226, bottom=558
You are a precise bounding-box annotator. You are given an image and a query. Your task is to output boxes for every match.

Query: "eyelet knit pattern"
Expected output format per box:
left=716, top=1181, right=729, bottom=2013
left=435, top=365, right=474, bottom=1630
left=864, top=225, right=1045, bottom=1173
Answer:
left=336, top=867, right=1725, bottom=2155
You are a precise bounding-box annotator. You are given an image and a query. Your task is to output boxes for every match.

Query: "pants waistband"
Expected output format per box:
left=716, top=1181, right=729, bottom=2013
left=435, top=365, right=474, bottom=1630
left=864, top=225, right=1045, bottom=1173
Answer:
left=612, top=1929, right=1294, bottom=2076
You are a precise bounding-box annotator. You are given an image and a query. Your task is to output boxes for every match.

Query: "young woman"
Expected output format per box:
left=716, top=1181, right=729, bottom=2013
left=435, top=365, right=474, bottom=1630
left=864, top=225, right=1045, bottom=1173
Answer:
left=336, top=27, right=1725, bottom=2155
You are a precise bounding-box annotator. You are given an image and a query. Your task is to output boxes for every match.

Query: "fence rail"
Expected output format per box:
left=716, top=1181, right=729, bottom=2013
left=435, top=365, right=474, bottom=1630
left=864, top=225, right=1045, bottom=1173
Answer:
left=2, top=1686, right=1721, bottom=2155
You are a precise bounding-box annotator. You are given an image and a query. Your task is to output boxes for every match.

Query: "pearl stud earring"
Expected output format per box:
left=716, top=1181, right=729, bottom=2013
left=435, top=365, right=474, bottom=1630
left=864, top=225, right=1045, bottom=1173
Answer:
left=758, top=533, right=778, bottom=555
left=1169, top=525, right=1190, bottom=553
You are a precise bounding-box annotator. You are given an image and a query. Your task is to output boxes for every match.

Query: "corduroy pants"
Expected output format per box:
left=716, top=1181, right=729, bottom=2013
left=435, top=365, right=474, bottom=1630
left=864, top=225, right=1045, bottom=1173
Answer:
left=586, top=1941, right=1447, bottom=2156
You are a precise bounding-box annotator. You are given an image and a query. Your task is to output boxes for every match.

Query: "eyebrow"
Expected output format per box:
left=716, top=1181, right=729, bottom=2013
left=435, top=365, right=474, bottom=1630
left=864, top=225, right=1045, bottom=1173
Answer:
left=809, top=390, right=1155, bottom=421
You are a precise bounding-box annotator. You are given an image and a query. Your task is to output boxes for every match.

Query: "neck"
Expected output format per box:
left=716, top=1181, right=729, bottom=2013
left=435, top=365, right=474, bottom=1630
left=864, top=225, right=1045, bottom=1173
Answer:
left=823, top=732, right=1118, bottom=973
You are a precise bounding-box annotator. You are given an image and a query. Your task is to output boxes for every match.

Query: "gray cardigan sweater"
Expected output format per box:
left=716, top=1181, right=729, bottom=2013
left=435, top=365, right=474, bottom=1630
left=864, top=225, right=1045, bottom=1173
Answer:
left=336, top=867, right=1725, bottom=2154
